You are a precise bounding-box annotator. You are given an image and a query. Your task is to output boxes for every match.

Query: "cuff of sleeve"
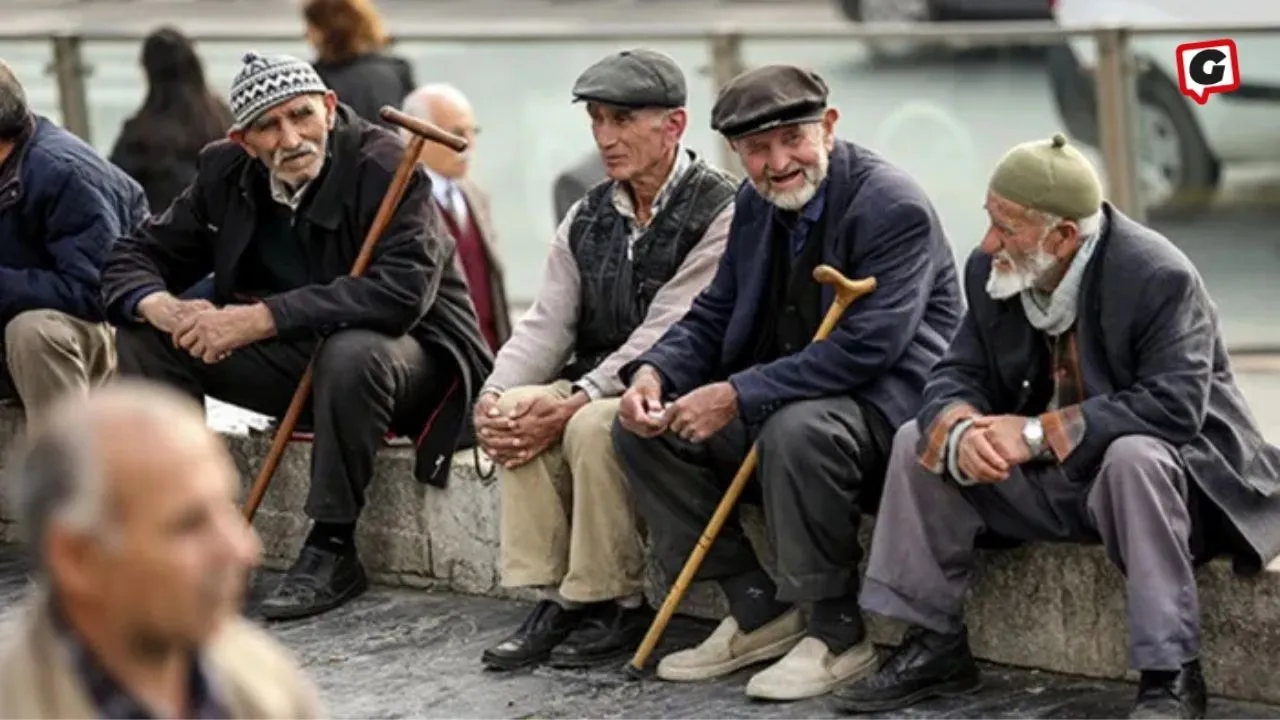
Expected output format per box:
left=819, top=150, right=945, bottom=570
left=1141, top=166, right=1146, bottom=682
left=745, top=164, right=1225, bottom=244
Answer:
left=123, top=285, right=166, bottom=322
left=917, top=402, right=980, bottom=473
left=573, top=378, right=604, bottom=401
left=946, top=418, right=977, bottom=484
left=1039, top=405, right=1086, bottom=461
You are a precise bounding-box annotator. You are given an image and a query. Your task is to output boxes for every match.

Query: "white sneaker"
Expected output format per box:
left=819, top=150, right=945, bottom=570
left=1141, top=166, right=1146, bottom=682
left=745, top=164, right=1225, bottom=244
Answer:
left=656, top=608, right=805, bottom=682
left=745, top=636, right=879, bottom=701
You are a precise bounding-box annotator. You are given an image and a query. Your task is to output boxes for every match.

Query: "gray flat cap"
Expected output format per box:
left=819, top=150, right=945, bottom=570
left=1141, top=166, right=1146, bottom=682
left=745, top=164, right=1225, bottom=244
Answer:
left=711, top=64, right=829, bottom=140
left=571, top=48, right=687, bottom=109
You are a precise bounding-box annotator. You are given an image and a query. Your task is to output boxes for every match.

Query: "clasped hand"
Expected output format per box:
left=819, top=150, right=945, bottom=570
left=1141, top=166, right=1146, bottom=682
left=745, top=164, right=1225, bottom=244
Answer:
left=618, top=373, right=738, bottom=444
left=956, top=414, right=1035, bottom=483
left=474, top=393, right=582, bottom=469
left=139, top=293, right=275, bottom=364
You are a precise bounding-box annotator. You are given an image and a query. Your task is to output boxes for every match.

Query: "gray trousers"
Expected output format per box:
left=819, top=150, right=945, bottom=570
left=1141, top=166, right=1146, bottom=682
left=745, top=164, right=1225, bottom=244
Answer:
left=861, top=420, right=1200, bottom=671
left=116, top=325, right=439, bottom=524
left=612, top=395, right=892, bottom=604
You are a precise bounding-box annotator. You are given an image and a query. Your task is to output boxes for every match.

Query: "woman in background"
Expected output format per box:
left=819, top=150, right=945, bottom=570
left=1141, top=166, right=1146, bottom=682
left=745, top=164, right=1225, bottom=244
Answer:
left=303, top=0, right=415, bottom=128
left=109, top=26, right=233, bottom=214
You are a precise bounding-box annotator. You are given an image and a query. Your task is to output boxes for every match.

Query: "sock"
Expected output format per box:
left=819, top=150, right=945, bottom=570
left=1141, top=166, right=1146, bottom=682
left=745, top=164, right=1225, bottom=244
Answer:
left=719, top=567, right=789, bottom=633
left=808, top=595, right=867, bottom=654
left=538, top=587, right=583, bottom=610
left=616, top=593, right=644, bottom=609
left=305, top=522, right=355, bottom=554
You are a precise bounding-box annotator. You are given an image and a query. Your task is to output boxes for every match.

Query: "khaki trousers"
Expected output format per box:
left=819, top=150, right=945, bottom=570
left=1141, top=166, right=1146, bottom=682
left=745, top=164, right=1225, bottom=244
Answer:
left=497, top=381, right=646, bottom=603
left=2, top=309, right=116, bottom=421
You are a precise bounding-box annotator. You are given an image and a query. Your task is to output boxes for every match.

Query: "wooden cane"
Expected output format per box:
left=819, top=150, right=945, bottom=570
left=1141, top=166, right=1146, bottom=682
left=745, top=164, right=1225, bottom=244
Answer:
left=625, top=264, right=878, bottom=675
left=241, top=106, right=468, bottom=521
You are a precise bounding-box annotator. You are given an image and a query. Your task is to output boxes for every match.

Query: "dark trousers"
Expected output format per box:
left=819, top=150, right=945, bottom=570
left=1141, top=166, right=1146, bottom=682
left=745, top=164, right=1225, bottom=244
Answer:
left=115, top=325, right=444, bottom=524
left=612, top=395, right=892, bottom=604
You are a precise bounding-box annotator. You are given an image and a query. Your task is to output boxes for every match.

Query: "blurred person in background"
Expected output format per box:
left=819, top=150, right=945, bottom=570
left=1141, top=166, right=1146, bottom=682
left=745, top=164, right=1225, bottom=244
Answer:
left=553, top=150, right=606, bottom=225
left=303, top=0, right=415, bottom=129
left=0, top=61, right=145, bottom=423
left=0, top=380, right=322, bottom=718
left=109, top=25, right=234, bottom=214
left=402, top=83, right=511, bottom=354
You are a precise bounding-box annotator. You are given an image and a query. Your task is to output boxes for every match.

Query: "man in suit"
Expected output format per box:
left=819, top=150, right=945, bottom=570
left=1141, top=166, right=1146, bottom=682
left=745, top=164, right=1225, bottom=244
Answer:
left=552, top=150, right=607, bottom=226
left=835, top=135, right=1280, bottom=719
left=611, top=64, right=964, bottom=701
left=0, top=380, right=321, bottom=718
left=402, top=83, right=512, bottom=352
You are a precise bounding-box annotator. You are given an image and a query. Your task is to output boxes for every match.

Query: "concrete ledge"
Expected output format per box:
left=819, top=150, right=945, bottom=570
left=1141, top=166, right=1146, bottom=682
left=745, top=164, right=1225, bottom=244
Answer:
left=0, top=405, right=1277, bottom=703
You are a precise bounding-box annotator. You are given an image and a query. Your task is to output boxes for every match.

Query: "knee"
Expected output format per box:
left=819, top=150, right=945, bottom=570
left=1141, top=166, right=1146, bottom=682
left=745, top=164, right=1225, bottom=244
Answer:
left=563, top=398, right=619, bottom=456
left=314, top=330, right=395, bottom=390
left=757, top=398, right=857, bottom=460
left=494, top=383, right=560, bottom=415
left=4, top=310, right=77, bottom=361
left=1096, top=435, right=1183, bottom=494
left=892, top=420, right=923, bottom=458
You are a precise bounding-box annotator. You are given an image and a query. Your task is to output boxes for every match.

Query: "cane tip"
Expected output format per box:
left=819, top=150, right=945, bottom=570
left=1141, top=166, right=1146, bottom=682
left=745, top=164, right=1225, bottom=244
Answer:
left=621, top=661, right=647, bottom=681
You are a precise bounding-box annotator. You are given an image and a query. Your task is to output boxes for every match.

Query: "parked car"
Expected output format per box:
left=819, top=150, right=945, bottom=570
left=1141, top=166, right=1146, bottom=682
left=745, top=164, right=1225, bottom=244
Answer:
left=1047, top=0, right=1280, bottom=212
left=835, top=0, right=1050, bottom=24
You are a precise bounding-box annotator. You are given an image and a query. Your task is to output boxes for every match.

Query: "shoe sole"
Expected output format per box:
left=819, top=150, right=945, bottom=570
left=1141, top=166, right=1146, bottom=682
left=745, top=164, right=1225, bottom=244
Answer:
left=745, top=645, right=880, bottom=701
left=546, top=643, right=639, bottom=670
left=657, top=630, right=805, bottom=683
left=834, top=676, right=983, bottom=714
left=258, top=575, right=370, bottom=622
left=481, top=650, right=551, bottom=672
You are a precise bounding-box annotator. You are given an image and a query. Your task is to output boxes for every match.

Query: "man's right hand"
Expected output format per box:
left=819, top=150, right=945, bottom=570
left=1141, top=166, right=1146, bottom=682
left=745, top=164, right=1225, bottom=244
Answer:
left=618, top=366, right=668, bottom=438
left=137, top=292, right=215, bottom=334
left=956, top=418, right=1010, bottom=483
left=473, top=391, right=515, bottom=461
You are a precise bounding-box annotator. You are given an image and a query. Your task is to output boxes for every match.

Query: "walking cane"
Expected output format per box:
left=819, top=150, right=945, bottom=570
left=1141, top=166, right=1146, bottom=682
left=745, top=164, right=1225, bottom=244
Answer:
left=241, top=106, right=469, bottom=522
left=624, top=264, right=878, bottom=676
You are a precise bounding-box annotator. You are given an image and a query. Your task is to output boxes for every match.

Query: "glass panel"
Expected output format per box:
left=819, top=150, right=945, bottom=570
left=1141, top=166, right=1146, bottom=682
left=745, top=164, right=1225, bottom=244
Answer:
left=1122, top=30, right=1280, bottom=351
left=80, top=37, right=715, bottom=306
left=0, top=38, right=64, bottom=124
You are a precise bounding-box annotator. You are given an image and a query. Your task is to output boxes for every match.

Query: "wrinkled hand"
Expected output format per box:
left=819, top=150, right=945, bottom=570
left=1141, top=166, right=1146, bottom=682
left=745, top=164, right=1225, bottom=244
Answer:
left=956, top=420, right=1009, bottom=483
left=979, top=414, right=1034, bottom=466
left=478, top=393, right=583, bottom=469
left=618, top=366, right=668, bottom=438
left=173, top=304, right=275, bottom=364
left=666, top=382, right=738, bottom=444
left=138, top=292, right=215, bottom=334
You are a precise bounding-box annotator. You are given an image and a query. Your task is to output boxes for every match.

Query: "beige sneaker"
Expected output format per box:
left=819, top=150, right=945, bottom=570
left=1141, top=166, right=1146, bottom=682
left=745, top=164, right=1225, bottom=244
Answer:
left=656, top=608, right=805, bottom=682
left=745, top=636, right=878, bottom=701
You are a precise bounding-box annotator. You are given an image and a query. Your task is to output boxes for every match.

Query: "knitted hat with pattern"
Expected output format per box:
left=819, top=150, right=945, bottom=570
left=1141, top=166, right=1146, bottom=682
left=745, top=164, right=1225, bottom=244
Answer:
left=228, top=51, right=328, bottom=131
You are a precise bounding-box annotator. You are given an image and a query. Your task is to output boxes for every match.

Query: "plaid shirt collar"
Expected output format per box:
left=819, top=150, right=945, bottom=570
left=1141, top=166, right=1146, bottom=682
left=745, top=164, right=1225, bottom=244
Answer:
left=51, top=603, right=229, bottom=720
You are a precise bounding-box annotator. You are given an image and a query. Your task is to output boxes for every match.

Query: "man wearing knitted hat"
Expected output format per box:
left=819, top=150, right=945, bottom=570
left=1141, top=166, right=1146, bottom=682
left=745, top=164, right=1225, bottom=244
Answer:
left=612, top=64, right=964, bottom=700
left=837, top=134, right=1280, bottom=719
left=101, top=51, right=493, bottom=621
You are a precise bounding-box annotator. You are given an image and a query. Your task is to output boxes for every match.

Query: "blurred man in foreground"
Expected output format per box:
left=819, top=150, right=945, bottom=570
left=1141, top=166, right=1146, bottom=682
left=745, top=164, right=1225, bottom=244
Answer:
left=0, top=379, right=323, bottom=718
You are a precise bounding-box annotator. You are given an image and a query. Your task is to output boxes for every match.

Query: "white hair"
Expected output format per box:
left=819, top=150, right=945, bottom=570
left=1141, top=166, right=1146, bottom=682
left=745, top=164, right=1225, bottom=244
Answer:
left=1032, top=208, right=1103, bottom=238
left=401, top=83, right=472, bottom=127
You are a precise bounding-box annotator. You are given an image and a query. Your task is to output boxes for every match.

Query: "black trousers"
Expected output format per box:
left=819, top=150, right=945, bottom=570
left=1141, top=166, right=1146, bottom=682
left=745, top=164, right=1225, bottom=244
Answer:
left=115, top=325, right=444, bottom=524
left=612, top=395, right=893, bottom=604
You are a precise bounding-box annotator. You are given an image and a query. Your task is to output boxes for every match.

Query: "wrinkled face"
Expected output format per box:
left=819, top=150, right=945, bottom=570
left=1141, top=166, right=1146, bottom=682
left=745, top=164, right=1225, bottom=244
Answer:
left=733, top=108, right=838, bottom=211
left=981, top=191, right=1081, bottom=299
left=232, top=92, right=337, bottom=186
left=50, top=423, right=261, bottom=652
left=417, top=96, right=478, bottom=179
left=587, top=102, right=685, bottom=182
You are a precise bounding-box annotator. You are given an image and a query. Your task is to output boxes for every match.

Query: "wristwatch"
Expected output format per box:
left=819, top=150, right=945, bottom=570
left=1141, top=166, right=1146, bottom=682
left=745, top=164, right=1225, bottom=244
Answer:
left=1022, top=417, right=1046, bottom=457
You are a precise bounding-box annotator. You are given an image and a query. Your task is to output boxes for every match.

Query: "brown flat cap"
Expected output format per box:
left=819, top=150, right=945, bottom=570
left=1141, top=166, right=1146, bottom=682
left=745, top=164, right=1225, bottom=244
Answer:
left=711, top=64, right=829, bottom=140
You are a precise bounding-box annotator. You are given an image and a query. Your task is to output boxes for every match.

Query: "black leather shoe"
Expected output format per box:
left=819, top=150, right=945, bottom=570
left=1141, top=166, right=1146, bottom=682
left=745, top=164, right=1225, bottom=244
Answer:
left=258, top=546, right=369, bottom=622
left=548, top=602, right=654, bottom=669
left=1129, top=660, right=1208, bottom=719
left=482, top=600, right=584, bottom=671
left=833, top=625, right=981, bottom=713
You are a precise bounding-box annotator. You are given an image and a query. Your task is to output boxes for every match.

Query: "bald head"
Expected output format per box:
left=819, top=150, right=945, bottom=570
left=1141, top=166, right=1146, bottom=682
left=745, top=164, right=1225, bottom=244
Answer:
left=402, top=83, right=476, bottom=179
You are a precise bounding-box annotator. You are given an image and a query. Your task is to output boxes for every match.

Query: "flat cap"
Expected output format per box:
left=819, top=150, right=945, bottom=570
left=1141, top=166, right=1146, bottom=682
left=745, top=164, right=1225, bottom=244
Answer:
left=989, top=133, right=1103, bottom=220
left=571, top=48, right=687, bottom=109
left=711, top=64, right=829, bottom=140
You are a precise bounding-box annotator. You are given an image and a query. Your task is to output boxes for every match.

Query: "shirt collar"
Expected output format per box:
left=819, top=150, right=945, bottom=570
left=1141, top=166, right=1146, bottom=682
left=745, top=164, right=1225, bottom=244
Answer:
left=611, top=146, right=691, bottom=224
left=423, top=166, right=457, bottom=206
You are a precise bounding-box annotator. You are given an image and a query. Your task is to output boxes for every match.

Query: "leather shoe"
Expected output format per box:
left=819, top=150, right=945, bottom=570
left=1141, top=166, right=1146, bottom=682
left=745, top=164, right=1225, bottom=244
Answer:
left=258, top=546, right=369, bottom=622
left=482, top=600, right=584, bottom=671
left=832, top=625, right=981, bottom=713
left=1129, top=660, right=1207, bottom=719
left=548, top=602, right=653, bottom=669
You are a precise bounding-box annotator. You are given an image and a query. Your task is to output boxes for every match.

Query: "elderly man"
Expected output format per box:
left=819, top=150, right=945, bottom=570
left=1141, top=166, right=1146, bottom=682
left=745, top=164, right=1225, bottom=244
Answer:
left=612, top=64, right=962, bottom=700
left=0, top=61, right=144, bottom=420
left=476, top=48, right=735, bottom=672
left=402, top=83, right=512, bottom=353
left=0, top=380, right=321, bottom=718
left=102, top=52, right=492, bottom=622
left=835, top=134, right=1280, bottom=719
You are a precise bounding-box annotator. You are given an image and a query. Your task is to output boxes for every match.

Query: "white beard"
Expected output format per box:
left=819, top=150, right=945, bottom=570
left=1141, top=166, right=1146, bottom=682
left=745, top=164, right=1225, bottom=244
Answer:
left=985, top=245, right=1058, bottom=300
left=757, top=146, right=830, bottom=211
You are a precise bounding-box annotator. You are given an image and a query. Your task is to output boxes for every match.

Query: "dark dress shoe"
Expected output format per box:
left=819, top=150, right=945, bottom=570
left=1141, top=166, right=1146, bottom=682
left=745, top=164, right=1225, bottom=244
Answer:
left=548, top=602, right=654, bottom=668
left=1129, top=660, right=1208, bottom=719
left=482, top=600, right=584, bottom=671
left=833, top=625, right=981, bottom=713
left=258, top=546, right=369, bottom=622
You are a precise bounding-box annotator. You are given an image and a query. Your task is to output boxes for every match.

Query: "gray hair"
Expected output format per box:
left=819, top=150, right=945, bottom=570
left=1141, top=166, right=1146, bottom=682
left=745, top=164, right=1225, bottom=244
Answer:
left=0, top=59, right=29, bottom=139
left=1034, top=208, right=1103, bottom=238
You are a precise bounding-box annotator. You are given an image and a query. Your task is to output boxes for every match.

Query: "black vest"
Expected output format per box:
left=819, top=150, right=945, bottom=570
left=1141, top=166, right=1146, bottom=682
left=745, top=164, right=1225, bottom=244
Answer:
left=751, top=207, right=830, bottom=364
left=564, top=153, right=735, bottom=380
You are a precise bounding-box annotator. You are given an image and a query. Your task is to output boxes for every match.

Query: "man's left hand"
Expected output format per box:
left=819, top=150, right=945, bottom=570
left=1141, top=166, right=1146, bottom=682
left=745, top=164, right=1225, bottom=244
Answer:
left=666, top=382, right=738, bottom=444
left=488, top=393, right=588, bottom=469
left=173, top=304, right=276, bottom=364
left=977, top=414, right=1033, bottom=466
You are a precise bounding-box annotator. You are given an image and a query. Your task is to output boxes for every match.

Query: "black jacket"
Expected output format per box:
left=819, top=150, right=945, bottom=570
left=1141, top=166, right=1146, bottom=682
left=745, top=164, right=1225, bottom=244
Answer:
left=102, top=104, right=493, bottom=487
left=313, top=53, right=415, bottom=130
